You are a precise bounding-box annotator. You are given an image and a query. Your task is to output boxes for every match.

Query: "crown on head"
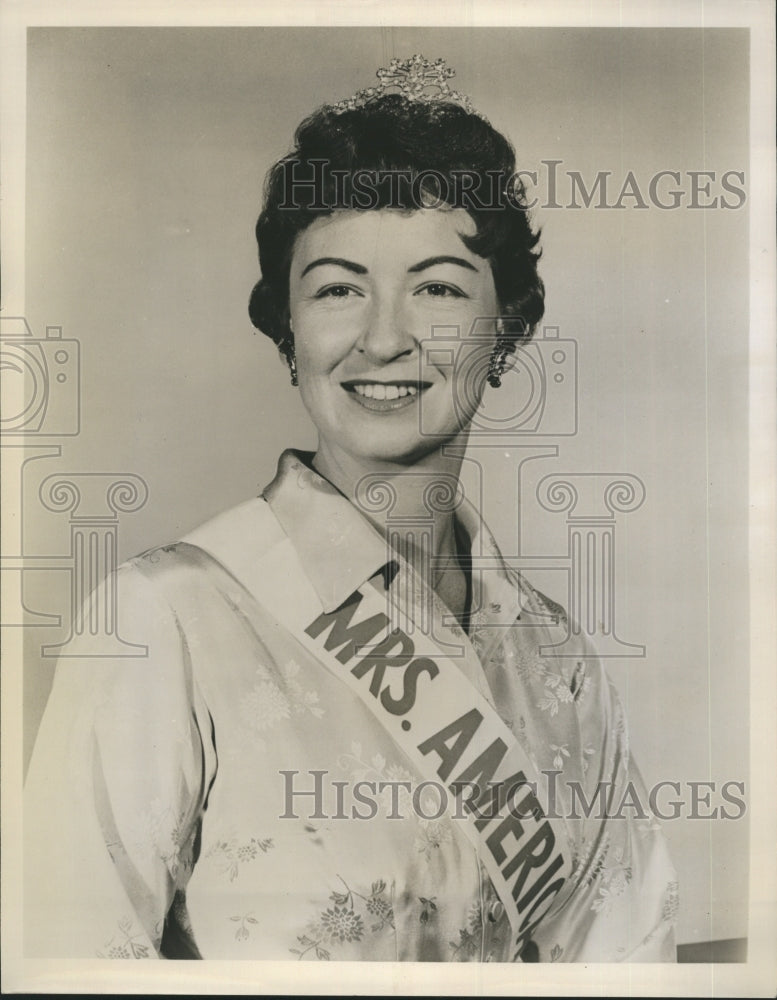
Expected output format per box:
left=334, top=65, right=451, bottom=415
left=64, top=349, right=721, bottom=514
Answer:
left=330, top=54, right=479, bottom=116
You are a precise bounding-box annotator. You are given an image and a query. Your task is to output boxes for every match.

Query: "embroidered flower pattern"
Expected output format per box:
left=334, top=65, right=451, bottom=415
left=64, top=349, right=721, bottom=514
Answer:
left=581, top=743, right=597, bottom=774
left=448, top=881, right=506, bottom=961
left=97, top=916, right=151, bottom=959
left=338, top=742, right=453, bottom=857
left=366, top=889, right=394, bottom=926
left=414, top=815, right=453, bottom=857
left=486, top=641, right=508, bottom=672
left=320, top=905, right=365, bottom=943
left=116, top=798, right=192, bottom=882
left=230, top=911, right=259, bottom=941
left=418, top=896, right=438, bottom=924
left=241, top=679, right=291, bottom=732
left=537, top=671, right=576, bottom=716
left=289, top=934, right=332, bottom=962
left=449, top=925, right=480, bottom=960
left=206, top=835, right=274, bottom=881
left=450, top=901, right=490, bottom=961
left=290, top=876, right=394, bottom=959
left=468, top=610, right=491, bottom=656
left=590, top=843, right=633, bottom=914
left=337, top=744, right=414, bottom=811
left=240, top=659, right=324, bottom=736
left=534, top=590, right=569, bottom=629
left=281, top=658, right=325, bottom=718
left=662, top=880, right=680, bottom=924
left=550, top=743, right=571, bottom=770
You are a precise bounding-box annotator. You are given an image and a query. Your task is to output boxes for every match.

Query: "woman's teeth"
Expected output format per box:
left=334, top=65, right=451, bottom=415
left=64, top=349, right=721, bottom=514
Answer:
left=353, top=384, right=418, bottom=400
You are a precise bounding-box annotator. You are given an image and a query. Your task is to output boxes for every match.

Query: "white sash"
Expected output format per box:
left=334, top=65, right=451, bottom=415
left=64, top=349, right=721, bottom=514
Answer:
left=185, top=501, right=572, bottom=960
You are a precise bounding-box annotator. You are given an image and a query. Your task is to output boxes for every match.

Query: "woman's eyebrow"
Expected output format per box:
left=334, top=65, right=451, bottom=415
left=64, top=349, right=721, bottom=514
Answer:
left=407, top=255, right=479, bottom=274
left=300, top=257, right=368, bottom=278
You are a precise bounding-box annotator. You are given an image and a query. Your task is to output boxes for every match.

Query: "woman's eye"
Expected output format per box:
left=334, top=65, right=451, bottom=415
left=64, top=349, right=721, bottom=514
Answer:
left=315, top=284, right=361, bottom=299
left=417, top=283, right=465, bottom=298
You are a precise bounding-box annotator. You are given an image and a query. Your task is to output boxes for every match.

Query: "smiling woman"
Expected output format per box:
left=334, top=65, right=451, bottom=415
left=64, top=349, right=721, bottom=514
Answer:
left=24, top=55, right=678, bottom=963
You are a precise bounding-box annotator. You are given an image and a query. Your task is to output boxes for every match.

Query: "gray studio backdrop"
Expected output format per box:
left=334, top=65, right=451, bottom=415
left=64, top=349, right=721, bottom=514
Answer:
left=18, top=26, right=748, bottom=950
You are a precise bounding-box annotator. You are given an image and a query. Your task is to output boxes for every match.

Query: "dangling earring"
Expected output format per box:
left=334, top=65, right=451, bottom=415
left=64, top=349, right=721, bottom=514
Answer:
left=287, top=346, right=298, bottom=387
left=488, top=322, right=509, bottom=389
left=285, top=321, right=298, bottom=387
left=487, top=345, right=508, bottom=388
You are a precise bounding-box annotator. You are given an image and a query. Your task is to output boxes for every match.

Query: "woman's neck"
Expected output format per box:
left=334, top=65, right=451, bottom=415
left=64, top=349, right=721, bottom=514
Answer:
left=311, top=441, right=467, bottom=565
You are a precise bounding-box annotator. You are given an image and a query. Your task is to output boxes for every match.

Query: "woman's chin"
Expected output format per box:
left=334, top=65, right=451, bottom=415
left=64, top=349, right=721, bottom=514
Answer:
left=329, top=429, right=470, bottom=469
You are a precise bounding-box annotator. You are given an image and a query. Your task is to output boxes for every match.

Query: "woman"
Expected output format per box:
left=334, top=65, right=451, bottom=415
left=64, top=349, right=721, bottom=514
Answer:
left=24, top=55, right=677, bottom=962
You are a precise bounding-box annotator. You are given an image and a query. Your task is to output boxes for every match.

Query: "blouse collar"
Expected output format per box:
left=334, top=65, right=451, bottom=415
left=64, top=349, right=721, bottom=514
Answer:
left=262, top=450, right=390, bottom=614
left=262, top=449, right=526, bottom=624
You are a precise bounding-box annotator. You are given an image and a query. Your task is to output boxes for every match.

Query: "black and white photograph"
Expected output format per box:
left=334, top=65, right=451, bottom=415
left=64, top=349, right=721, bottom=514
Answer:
left=2, top=1, right=775, bottom=995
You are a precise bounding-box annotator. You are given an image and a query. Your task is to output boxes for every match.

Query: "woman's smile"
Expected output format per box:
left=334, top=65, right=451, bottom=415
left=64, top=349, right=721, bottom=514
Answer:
left=343, top=379, right=429, bottom=410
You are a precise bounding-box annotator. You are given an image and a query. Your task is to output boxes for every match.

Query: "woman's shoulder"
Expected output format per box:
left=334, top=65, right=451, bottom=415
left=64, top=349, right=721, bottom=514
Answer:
left=50, top=496, right=286, bottom=674
left=125, top=494, right=283, bottom=581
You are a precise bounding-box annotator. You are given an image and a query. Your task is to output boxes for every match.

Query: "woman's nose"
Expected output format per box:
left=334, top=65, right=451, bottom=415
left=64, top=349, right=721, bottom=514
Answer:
left=357, top=294, right=416, bottom=364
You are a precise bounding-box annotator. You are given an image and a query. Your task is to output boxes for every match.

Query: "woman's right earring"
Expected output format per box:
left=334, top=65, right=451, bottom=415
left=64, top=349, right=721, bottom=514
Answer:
left=288, top=348, right=298, bottom=387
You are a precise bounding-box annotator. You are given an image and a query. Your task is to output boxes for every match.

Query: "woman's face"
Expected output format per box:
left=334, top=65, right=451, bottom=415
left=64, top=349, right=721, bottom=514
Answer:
left=288, top=208, right=500, bottom=471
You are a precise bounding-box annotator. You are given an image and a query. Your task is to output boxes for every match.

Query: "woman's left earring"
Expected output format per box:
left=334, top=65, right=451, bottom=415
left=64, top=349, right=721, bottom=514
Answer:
left=487, top=344, right=509, bottom=388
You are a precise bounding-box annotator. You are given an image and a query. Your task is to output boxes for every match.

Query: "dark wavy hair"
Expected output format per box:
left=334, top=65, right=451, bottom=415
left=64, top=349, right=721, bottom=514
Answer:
left=249, top=94, right=545, bottom=369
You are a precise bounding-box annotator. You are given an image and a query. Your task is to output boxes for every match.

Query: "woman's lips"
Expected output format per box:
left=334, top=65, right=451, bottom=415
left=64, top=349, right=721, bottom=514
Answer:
left=342, top=381, right=429, bottom=412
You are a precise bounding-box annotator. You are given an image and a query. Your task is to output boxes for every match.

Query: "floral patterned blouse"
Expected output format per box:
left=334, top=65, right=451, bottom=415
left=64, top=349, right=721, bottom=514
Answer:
left=24, top=450, right=678, bottom=962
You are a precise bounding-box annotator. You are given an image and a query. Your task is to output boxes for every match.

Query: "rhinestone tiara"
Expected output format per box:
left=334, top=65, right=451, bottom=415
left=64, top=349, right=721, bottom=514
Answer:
left=330, top=54, right=480, bottom=117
